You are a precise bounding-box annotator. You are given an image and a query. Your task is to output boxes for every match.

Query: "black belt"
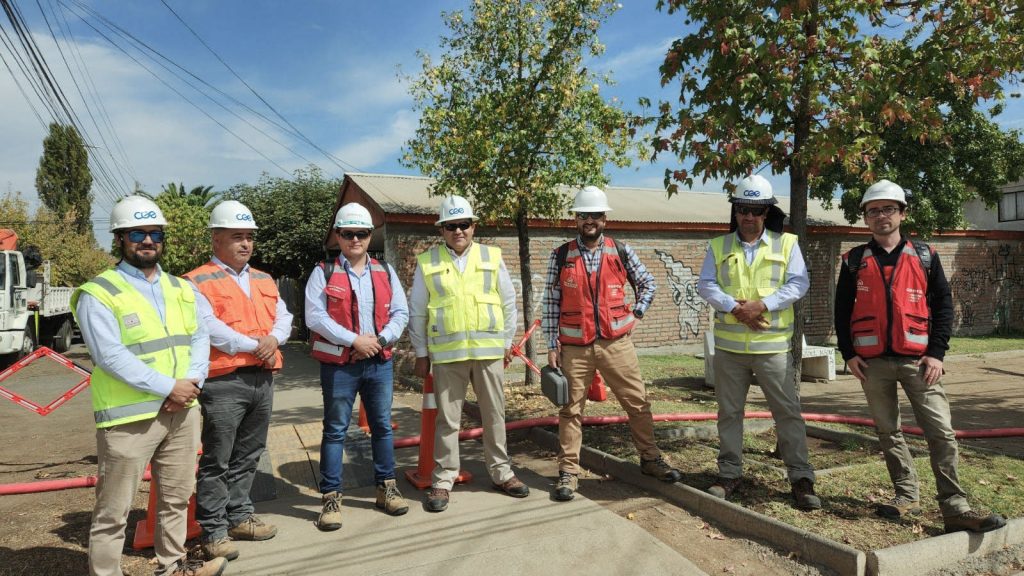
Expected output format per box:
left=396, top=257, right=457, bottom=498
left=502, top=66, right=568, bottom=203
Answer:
left=232, top=365, right=273, bottom=374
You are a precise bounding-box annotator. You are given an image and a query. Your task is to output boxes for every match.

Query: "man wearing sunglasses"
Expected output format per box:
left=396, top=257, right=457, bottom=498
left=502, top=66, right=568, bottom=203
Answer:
left=696, top=174, right=820, bottom=511
left=543, top=185, right=681, bottom=502
left=409, top=195, right=527, bottom=513
left=834, top=180, right=1005, bottom=533
left=184, top=201, right=293, bottom=562
left=305, top=202, right=410, bottom=530
left=72, top=196, right=224, bottom=576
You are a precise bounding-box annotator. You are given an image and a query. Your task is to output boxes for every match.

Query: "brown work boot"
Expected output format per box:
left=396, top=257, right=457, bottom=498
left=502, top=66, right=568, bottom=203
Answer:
left=170, top=548, right=227, bottom=576
left=228, top=514, right=277, bottom=541
left=200, top=537, right=238, bottom=561
left=876, top=495, right=921, bottom=520
left=640, top=455, right=682, bottom=483
left=376, top=479, right=410, bottom=516
left=318, top=491, right=343, bottom=531
left=552, top=471, right=578, bottom=502
left=426, top=487, right=450, bottom=512
left=944, top=510, right=1007, bottom=534
left=791, top=478, right=822, bottom=511
left=492, top=476, right=530, bottom=498
left=707, top=477, right=742, bottom=500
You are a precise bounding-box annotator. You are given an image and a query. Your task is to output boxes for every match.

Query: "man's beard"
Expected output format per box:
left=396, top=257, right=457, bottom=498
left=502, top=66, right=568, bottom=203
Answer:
left=124, top=247, right=161, bottom=268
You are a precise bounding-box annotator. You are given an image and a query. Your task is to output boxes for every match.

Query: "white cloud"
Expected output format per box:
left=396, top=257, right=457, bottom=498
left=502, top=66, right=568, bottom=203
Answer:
left=597, top=38, right=673, bottom=81
left=330, top=109, right=417, bottom=171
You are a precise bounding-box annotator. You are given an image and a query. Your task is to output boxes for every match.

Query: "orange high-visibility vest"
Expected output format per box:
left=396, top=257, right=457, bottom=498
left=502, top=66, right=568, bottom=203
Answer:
left=556, top=237, right=635, bottom=346
left=310, top=258, right=394, bottom=365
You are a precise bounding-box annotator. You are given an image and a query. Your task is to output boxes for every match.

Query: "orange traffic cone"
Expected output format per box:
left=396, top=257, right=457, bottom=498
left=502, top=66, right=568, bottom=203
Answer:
left=357, top=399, right=398, bottom=434
left=404, top=374, right=472, bottom=489
left=588, top=370, right=608, bottom=402
left=132, top=467, right=202, bottom=549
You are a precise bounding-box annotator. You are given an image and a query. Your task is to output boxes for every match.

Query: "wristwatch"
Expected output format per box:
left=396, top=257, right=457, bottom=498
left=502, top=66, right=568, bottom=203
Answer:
left=633, top=309, right=644, bottom=319
left=377, top=335, right=388, bottom=347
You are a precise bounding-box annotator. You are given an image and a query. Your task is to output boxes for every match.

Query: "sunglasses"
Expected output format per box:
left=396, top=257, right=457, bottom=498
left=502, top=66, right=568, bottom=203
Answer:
left=337, top=230, right=371, bottom=240
left=735, top=206, right=767, bottom=217
left=576, top=212, right=605, bottom=221
left=443, top=221, right=473, bottom=232
left=125, top=230, right=166, bottom=243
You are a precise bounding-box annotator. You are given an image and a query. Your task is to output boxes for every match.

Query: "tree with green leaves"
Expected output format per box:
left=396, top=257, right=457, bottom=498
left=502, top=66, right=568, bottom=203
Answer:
left=35, top=123, right=94, bottom=235
left=150, top=191, right=211, bottom=276
left=223, top=166, right=341, bottom=279
left=403, top=0, right=633, bottom=374
left=160, top=182, right=220, bottom=207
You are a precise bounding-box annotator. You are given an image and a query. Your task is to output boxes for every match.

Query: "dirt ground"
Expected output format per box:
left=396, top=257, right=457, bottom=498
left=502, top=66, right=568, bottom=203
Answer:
left=1, top=344, right=1022, bottom=575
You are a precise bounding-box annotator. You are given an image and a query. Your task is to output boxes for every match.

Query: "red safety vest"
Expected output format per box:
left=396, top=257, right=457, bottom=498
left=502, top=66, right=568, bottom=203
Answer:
left=310, top=258, right=394, bottom=365
left=844, top=242, right=931, bottom=359
left=557, top=237, right=635, bottom=346
left=185, top=262, right=284, bottom=378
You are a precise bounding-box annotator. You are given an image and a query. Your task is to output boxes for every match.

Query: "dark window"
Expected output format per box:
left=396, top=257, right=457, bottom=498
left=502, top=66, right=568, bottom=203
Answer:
left=999, top=188, right=1024, bottom=222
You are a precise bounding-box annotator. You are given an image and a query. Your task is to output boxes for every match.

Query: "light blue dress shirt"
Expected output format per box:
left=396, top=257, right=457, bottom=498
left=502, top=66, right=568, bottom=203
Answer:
left=304, top=256, right=409, bottom=347
left=697, top=229, right=810, bottom=313
left=193, top=256, right=294, bottom=355
left=76, top=261, right=211, bottom=398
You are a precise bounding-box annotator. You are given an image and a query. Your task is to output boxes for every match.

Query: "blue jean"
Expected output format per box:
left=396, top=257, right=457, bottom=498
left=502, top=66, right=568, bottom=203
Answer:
left=319, top=357, right=395, bottom=494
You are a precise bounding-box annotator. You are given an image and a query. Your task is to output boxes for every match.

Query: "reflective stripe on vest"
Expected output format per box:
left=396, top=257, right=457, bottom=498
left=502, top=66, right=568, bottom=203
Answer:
left=184, top=262, right=283, bottom=377
left=310, top=258, right=394, bottom=365
left=556, top=237, right=635, bottom=346
left=710, top=231, right=796, bottom=354
left=845, top=242, right=931, bottom=359
left=71, top=269, right=197, bottom=428
left=418, top=243, right=505, bottom=364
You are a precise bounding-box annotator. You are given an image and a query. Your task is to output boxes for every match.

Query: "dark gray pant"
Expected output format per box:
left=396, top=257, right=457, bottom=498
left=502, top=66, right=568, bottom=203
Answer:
left=196, top=368, right=274, bottom=541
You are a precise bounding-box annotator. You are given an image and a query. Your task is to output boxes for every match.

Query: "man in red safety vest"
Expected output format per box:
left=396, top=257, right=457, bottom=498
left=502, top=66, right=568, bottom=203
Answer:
left=542, top=185, right=681, bottom=502
left=835, top=179, right=1005, bottom=534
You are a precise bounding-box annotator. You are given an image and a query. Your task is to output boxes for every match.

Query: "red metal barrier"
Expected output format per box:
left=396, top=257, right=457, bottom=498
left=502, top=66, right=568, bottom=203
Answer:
left=0, top=346, right=91, bottom=415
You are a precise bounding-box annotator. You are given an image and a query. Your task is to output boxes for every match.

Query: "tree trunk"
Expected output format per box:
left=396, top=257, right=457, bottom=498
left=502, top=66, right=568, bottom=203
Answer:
left=515, top=206, right=538, bottom=385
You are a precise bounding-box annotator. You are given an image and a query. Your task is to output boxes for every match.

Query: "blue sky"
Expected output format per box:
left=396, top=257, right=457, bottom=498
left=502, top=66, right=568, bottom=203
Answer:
left=2, top=1, right=1022, bottom=242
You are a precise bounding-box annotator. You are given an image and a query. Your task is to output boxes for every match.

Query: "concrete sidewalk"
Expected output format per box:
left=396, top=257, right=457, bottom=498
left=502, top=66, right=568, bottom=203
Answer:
left=223, top=367, right=707, bottom=576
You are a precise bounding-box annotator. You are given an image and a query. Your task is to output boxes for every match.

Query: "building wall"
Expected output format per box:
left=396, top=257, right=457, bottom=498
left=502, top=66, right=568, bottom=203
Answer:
left=381, top=222, right=1024, bottom=355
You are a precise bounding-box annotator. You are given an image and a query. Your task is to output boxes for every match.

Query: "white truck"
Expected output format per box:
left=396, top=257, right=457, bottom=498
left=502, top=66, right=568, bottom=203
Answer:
left=0, top=244, right=76, bottom=364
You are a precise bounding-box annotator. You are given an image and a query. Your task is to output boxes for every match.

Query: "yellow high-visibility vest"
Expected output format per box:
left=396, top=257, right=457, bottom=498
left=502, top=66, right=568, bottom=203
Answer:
left=418, top=243, right=505, bottom=364
left=710, top=230, right=796, bottom=354
left=71, top=269, right=197, bottom=428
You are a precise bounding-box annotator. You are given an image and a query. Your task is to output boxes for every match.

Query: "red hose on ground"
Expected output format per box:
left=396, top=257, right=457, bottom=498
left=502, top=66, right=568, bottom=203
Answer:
left=5, top=413, right=1024, bottom=495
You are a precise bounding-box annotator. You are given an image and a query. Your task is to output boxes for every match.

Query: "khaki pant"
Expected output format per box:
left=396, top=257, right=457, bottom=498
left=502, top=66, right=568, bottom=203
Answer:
left=713, top=349, right=814, bottom=483
left=861, top=356, right=969, bottom=516
left=557, top=336, right=660, bottom=474
left=431, top=358, right=513, bottom=490
left=89, top=407, right=201, bottom=576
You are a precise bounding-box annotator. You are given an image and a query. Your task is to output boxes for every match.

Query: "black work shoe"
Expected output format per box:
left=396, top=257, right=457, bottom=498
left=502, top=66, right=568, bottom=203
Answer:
left=425, top=487, right=449, bottom=512
left=492, top=476, right=530, bottom=498
left=876, top=496, right=921, bottom=520
left=552, top=471, right=578, bottom=502
left=791, top=478, right=822, bottom=510
left=640, top=456, right=682, bottom=483
left=707, top=477, right=741, bottom=500
left=944, top=510, right=1007, bottom=534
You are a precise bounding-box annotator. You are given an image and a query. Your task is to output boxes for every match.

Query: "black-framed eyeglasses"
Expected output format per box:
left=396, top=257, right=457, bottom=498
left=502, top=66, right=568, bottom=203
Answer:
left=865, top=205, right=900, bottom=219
left=735, top=205, right=767, bottom=217
left=125, top=229, right=166, bottom=243
left=576, top=212, right=605, bottom=221
left=442, top=221, right=473, bottom=232
left=337, top=230, right=371, bottom=240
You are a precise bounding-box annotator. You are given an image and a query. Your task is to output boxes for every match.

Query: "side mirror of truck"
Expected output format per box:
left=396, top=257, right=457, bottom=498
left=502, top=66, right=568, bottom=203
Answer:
left=26, top=269, right=37, bottom=288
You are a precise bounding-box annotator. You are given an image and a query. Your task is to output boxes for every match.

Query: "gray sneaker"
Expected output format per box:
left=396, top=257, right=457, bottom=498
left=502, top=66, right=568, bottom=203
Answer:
left=200, top=537, right=238, bottom=562
left=318, top=491, right=343, bottom=531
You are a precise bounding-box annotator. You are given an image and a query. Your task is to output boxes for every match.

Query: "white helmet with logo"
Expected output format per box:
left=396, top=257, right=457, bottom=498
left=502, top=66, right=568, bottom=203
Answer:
left=570, top=185, right=612, bottom=212
left=435, top=195, right=478, bottom=226
left=335, top=202, right=374, bottom=230
left=729, top=174, right=777, bottom=205
left=209, top=200, right=258, bottom=229
left=109, top=195, right=167, bottom=232
left=859, top=179, right=907, bottom=208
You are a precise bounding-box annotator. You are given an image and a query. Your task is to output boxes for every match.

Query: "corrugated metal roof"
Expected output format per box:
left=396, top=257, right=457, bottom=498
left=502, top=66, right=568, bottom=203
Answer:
left=346, top=172, right=851, bottom=226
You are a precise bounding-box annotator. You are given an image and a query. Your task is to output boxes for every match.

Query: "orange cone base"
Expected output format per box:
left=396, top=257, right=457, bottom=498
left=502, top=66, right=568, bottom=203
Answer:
left=132, top=493, right=202, bottom=550
left=404, top=468, right=473, bottom=490
left=358, top=421, right=399, bottom=434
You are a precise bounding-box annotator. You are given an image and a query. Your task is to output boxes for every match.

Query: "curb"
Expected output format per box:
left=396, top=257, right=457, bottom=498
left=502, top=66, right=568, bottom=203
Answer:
left=869, top=517, right=1024, bottom=576
left=527, top=426, right=866, bottom=576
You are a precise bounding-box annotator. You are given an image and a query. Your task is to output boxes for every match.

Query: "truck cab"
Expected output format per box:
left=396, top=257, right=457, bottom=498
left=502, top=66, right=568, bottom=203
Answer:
left=0, top=250, right=33, bottom=358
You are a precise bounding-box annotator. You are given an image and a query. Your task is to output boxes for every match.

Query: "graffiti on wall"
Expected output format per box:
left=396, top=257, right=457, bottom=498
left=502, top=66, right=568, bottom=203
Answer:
left=949, top=243, right=1023, bottom=331
left=510, top=272, right=546, bottom=317
left=655, top=249, right=708, bottom=340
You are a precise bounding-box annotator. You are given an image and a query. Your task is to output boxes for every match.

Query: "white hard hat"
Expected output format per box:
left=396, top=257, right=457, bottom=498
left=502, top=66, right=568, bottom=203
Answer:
left=435, top=195, right=478, bottom=226
left=729, top=174, right=777, bottom=205
left=334, top=202, right=374, bottom=230
left=860, top=179, right=907, bottom=208
left=109, top=195, right=167, bottom=232
left=570, top=185, right=612, bottom=212
left=209, top=200, right=258, bottom=229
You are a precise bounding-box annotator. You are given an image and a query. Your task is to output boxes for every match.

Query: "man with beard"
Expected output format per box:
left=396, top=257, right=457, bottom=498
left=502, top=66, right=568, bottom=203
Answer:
left=185, top=201, right=292, bottom=561
left=696, top=174, right=819, bottom=510
left=73, top=196, right=224, bottom=576
left=542, top=185, right=681, bottom=502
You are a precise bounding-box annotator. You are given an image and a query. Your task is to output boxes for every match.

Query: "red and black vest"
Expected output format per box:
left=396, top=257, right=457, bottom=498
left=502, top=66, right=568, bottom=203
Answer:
left=310, top=258, right=394, bottom=365
left=844, top=241, right=931, bottom=359
left=557, top=237, right=635, bottom=346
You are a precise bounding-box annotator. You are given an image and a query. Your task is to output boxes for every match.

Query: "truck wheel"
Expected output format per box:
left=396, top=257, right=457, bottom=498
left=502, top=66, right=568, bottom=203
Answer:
left=18, top=323, right=35, bottom=358
left=52, top=318, right=73, bottom=353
